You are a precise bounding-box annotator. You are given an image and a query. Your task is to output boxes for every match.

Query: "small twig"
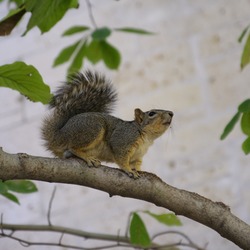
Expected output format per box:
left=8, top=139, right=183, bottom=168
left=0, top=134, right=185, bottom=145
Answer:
left=19, top=240, right=30, bottom=247
left=152, top=230, right=205, bottom=250
left=47, top=186, right=57, bottom=226
left=0, top=214, right=14, bottom=237
left=85, top=0, right=98, bottom=28
left=59, top=232, right=64, bottom=245
left=148, top=241, right=203, bottom=250
left=0, top=223, right=129, bottom=243
left=0, top=231, right=132, bottom=250
left=0, top=214, right=3, bottom=235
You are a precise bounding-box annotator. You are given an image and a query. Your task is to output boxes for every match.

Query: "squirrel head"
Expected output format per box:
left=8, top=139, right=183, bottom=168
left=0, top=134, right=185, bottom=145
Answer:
left=134, top=108, right=173, bottom=139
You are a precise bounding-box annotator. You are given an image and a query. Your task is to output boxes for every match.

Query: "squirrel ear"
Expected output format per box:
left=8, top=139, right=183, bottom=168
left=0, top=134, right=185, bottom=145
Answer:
left=134, top=108, right=145, bottom=124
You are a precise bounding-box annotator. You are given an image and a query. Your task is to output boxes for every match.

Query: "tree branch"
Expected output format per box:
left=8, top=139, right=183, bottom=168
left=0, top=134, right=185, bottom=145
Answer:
left=0, top=148, right=249, bottom=249
left=0, top=223, right=129, bottom=243
left=0, top=223, right=203, bottom=249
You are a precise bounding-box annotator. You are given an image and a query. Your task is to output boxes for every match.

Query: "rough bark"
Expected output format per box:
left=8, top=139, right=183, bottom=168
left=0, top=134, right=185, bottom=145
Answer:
left=0, top=148, right=249, bottom=249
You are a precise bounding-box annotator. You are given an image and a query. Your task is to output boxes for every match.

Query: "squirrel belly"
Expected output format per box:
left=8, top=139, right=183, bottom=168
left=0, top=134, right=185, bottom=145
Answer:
left=41, top=70, right=173, bottom=178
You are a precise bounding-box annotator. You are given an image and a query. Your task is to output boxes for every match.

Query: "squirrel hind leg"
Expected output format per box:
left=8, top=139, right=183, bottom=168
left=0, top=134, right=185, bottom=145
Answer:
left=66, top=149, right=101, bottom=168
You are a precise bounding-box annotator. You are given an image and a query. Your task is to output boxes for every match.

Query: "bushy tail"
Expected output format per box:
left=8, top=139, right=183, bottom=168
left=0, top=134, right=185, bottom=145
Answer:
left=41, top=70, right=117, bottom=157
left=50, top=70, right=117, bottom=116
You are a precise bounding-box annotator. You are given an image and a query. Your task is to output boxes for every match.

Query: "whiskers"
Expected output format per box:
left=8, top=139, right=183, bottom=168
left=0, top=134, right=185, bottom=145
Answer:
left=168, top=117, right=176, bottom=138
left=162, top=117, right=177, bottom=151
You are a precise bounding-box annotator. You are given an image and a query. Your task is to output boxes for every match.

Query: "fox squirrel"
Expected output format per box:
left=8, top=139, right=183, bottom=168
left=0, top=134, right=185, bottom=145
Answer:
left=42, top=70, right=173, bottom=178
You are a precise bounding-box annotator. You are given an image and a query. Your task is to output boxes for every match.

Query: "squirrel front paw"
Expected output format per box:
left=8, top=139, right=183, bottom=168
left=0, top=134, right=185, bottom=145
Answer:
left=123, top=169, right=140, bottom=179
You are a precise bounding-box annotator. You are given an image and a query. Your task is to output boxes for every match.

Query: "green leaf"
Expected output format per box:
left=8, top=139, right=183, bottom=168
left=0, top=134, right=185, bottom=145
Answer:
left=68, top=41, right=87, bottom=75
left=220, top=112, right=241, bottom=140
left=115, top=27, right=154, bottom=35
left=0, top=62, right=52, bottom=104
left=240, top=33, right=250, bottom=69
left=0, top=7, right=26, bottom=36
left=129, top=213, right=151, bottom=247
left=86, top=40, right=102, bottom=64
left=241, top=112, right=250, bottom=136
left=1, top=192, right=20, bottom=204
left=144, top=211, right=182, bottom=226
left=91, top=27, right=112, bottom=41
left=238, top=99, right=250, bottom=113
left=24, top=0, right=79, bottom=34
left=0, top=180, right=8, bottom=194
left=5, top=180, right=38, bottom=193
left=242, top=137, right=250, bottom=154
left=238, top=25, right=250, bottom=43
left=86, top=39, right=121, bottom=69
left=53, top=40, right=80, bottom=67
left=62, top=25, right=90, bottom=36
left=100, top=41, right=121, bottom=69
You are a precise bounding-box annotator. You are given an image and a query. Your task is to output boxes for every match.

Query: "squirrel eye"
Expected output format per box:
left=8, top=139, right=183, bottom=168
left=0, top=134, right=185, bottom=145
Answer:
left=148, top=111, right=156, bottom=117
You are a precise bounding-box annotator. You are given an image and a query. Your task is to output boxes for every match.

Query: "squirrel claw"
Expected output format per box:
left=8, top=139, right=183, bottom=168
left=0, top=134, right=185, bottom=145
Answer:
left=124, top=170, right=140, bottom=179
left=86, top=158, right=101, bottom=168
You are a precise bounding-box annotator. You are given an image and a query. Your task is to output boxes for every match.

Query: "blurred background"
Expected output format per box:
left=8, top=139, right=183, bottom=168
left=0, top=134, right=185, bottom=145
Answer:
left=0, top=0, right=250, bottom=249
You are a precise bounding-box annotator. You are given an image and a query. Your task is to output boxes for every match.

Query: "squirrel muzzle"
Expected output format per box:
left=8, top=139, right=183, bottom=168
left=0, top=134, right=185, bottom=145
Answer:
left=162, top=110, right=173, bottom=126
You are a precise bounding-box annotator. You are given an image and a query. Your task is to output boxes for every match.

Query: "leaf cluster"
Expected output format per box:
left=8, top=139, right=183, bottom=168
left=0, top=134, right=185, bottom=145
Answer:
left=53, top=26, right=153, bottom=74
left=220, top=99, right=250, bottom=154
left=0, top=0, right=153, bottom=105
left=219, top=25, right=250, bottom=154
left=0, top=1, right=153, bottom=74
left=0, top=0, right=78, bottom=36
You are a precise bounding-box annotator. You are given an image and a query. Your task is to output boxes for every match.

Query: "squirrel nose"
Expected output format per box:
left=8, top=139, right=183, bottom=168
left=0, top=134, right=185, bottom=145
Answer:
left=167, top=111, right=174, bottom=117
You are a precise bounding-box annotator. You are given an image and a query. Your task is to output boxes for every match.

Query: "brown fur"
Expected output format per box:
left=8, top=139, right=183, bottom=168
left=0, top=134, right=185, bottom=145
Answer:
left=41, top=70, right=173, bottom=178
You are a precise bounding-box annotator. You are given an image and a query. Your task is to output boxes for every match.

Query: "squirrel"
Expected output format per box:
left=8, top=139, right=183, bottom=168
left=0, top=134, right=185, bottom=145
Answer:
left=42, top=70, right=173, bottom=178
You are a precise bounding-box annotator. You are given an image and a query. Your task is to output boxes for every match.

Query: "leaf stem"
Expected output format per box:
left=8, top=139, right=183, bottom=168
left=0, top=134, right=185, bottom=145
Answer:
left=86, top=0, right=98, bottom=28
